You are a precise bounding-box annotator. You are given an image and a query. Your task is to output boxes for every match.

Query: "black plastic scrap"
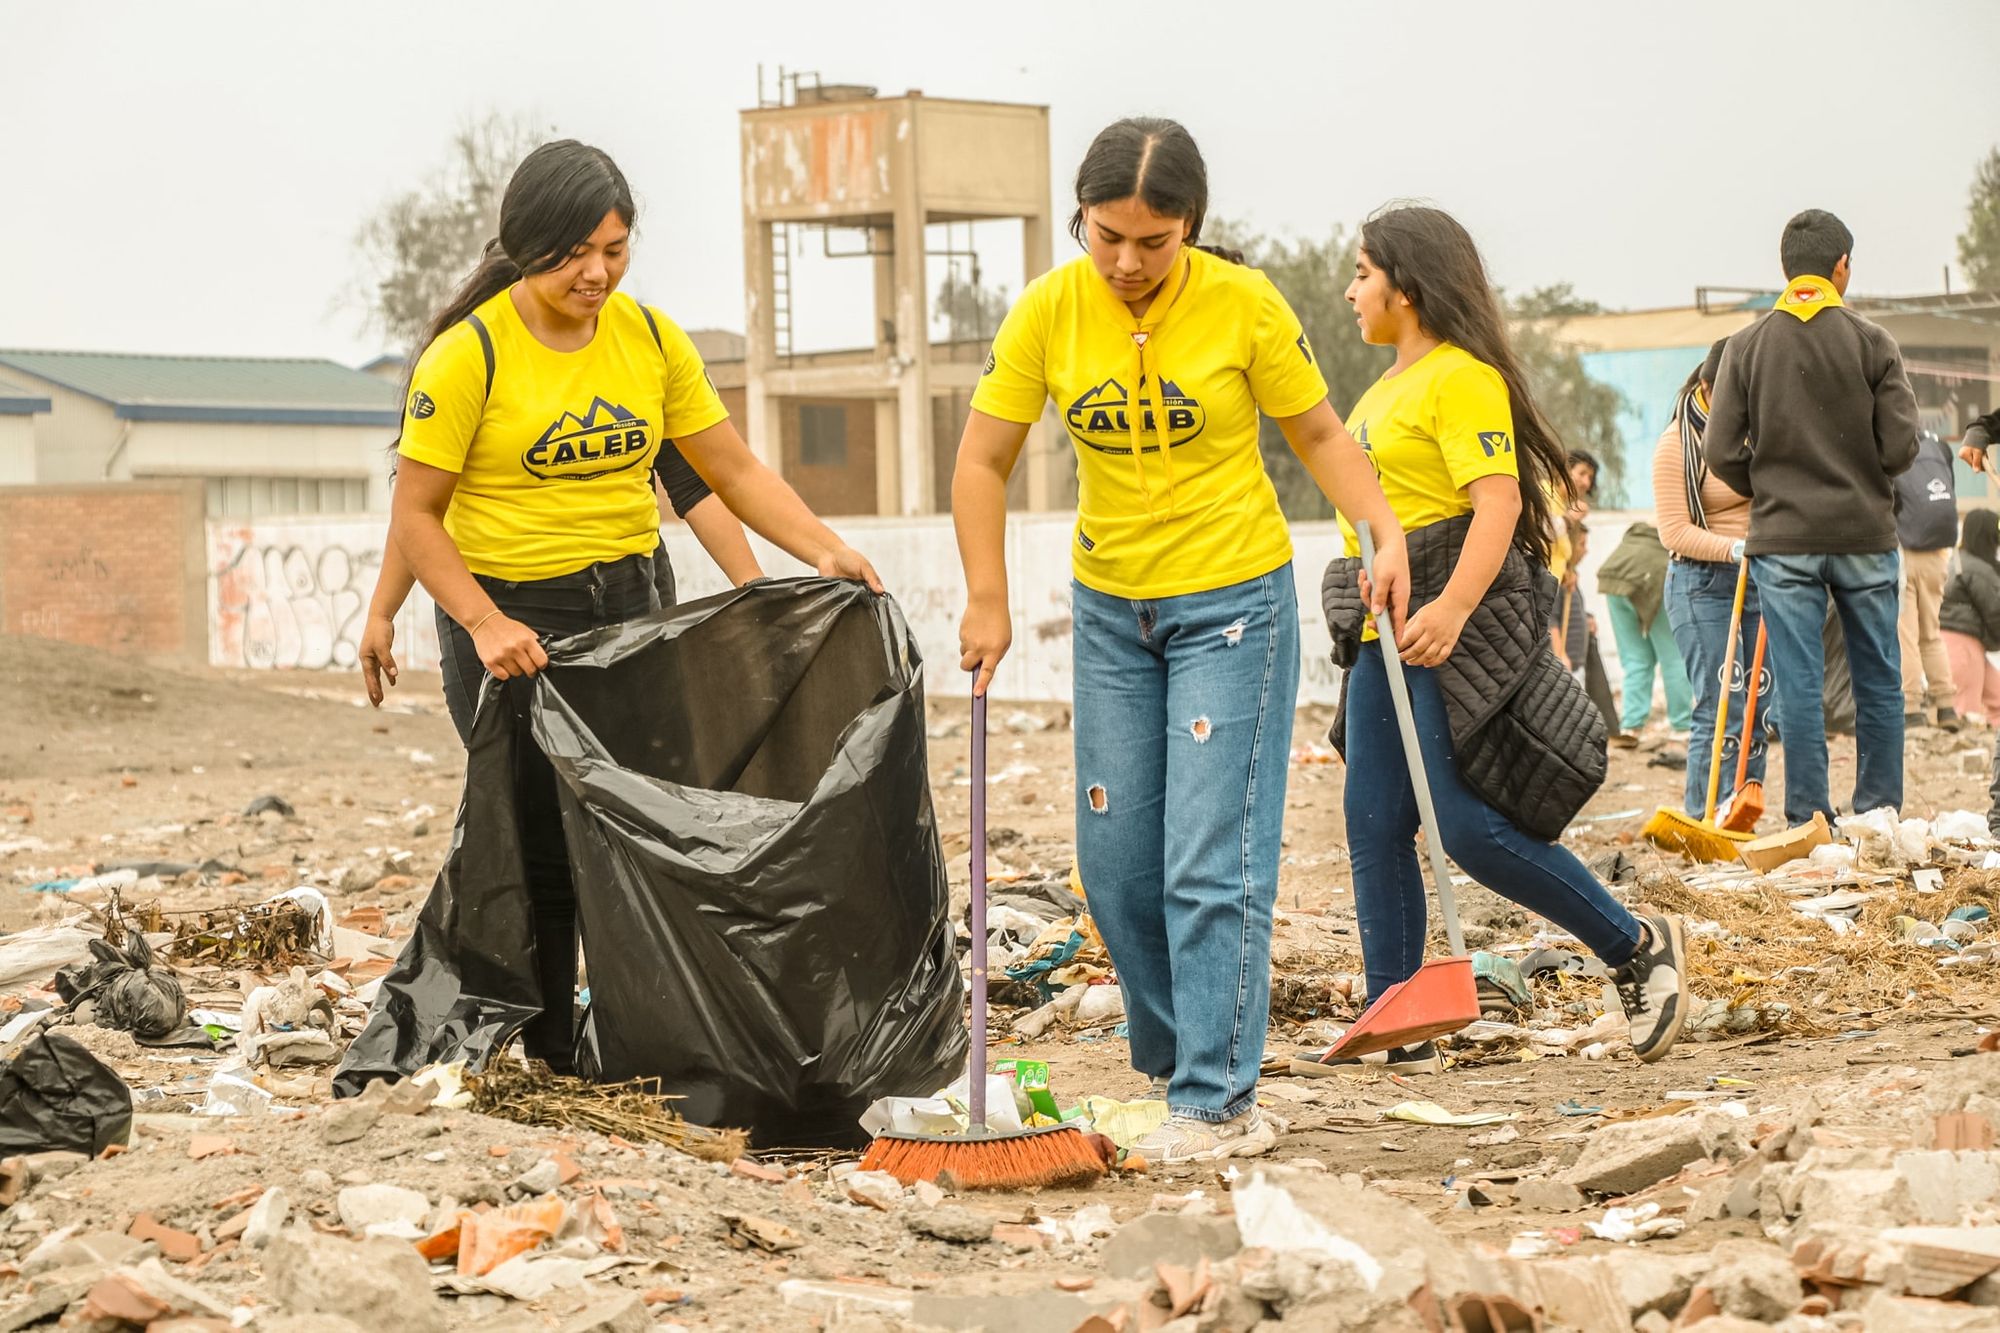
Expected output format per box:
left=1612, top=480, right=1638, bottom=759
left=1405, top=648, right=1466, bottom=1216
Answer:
left=0, top=1030, right=133, bottom=1158
left=334, top=578, right=966, bottom=1148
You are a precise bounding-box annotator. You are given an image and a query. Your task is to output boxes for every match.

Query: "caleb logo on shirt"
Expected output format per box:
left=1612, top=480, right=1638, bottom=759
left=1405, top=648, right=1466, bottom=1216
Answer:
left=1063, top=377, right=1206, bottom=454
left=522, top=397, right=653, bottom=481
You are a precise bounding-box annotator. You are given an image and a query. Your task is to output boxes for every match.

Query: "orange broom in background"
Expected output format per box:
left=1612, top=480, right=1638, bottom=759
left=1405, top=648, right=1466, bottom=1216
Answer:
left=859, top=688, right=1107, bottom=1190
left=1719, top=621, right=1769, bottom=833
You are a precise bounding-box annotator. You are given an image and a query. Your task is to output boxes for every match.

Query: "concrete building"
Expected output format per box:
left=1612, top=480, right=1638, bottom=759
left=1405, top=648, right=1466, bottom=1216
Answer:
left=0, top=350, right=399, bottom=515
left=1554, top=290, right=2000, bottom=509
left=736, top=84, right=1057, bottom=517
left=0, top=376, right=51, bottom=485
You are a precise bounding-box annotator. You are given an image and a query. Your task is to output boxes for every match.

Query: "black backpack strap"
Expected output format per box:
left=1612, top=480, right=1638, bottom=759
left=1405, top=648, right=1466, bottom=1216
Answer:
left=465, top=314, right=496, bottom=403
left=639, top=304, right=665, bottom=355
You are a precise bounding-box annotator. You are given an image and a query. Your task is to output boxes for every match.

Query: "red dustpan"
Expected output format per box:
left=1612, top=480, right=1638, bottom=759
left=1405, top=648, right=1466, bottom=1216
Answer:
left=1313, top=522, right=1480, bottom=1060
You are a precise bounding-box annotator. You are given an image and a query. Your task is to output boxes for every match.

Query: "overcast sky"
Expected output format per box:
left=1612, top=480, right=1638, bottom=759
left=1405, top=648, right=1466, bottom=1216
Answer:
left=4, top=0, right=1996, bottom=368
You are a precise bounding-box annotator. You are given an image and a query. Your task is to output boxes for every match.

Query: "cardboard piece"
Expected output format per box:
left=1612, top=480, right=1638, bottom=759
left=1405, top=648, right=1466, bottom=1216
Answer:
left=1738, top=812, right=1833, bottom=874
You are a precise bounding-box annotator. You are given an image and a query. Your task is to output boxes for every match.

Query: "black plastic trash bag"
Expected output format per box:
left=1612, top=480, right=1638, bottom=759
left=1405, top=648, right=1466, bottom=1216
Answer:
left=336, top=578, right=965, bottom=1147
left=0, top=1029, right=133, bottom=1157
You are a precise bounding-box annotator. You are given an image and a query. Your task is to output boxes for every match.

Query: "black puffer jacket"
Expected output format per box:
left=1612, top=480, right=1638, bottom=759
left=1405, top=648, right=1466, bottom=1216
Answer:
left=1322, top=514, right=1607, bottom=840
left=1942, top=555, right=2000, bottom=651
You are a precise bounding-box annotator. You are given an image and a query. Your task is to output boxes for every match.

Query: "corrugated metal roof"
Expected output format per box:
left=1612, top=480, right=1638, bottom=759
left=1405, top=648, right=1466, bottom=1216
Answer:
left=0, top=373, right=50, bottom=416
left=0, top=349, right=398, bottom=426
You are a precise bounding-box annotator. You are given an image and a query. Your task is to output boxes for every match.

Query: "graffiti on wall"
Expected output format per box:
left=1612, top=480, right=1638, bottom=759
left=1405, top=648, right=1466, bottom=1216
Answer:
left=208, top=523, right=440, bottom=672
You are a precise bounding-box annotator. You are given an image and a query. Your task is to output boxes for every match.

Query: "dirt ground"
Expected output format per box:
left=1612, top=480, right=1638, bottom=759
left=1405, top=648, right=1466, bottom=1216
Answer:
left=6, top=631, right=2000, bottom=1331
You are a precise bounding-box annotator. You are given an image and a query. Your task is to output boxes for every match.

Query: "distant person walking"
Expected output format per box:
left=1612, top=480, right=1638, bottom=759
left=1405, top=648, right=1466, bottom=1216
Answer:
left=1894, top=428, right=1961, bottom=728
left=1655, top=341, right=1770, bottom=818
left=1703, top=209, right=1920, bottom=826
left=1941, top=509, right=2000, bottom=724
left=1596, top=521, right=1692, bottom=736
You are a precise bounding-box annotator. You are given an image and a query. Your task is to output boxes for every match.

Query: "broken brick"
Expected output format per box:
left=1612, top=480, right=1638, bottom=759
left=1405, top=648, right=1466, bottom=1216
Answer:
left=128, top=1213, right=202, bottom=1264
left=730, top=1158, right=787, bottom=1184
left=186, top=1135, right=237, bottom=1161
left=1935, top=1113, right=1995, bottom=1152
left=991, top=1223, right=1047, bottom=1252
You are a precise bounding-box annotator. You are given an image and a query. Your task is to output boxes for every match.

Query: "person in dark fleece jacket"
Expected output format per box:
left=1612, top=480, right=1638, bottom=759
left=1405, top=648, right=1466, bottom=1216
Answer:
left=1703, top=208, right=1920, bottom=828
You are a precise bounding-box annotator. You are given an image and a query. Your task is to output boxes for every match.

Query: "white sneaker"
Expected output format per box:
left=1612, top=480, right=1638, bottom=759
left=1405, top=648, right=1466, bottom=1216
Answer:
left=1131, top=1106, right=1279, bottom=1164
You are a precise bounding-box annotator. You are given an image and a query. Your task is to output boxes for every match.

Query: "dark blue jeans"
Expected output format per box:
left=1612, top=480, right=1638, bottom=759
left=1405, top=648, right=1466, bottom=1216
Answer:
left=1343, top=642, right=1640, bottom=1004
left=1664, top=559, right=1770, bottom=818
left=1749, top=552, right=1903, bottom=826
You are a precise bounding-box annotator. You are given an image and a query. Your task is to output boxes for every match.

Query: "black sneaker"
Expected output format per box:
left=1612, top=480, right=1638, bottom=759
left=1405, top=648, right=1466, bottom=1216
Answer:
left=1939, top=708, right=1965, bottom=733
left=1611, top=914, right=1689, bottom=1063
left=1290, top=1040, right=1444, bottom=1077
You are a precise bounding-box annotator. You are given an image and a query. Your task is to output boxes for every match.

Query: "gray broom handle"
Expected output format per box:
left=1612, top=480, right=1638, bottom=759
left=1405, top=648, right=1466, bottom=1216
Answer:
left=1356, top=522, right=1467, bottom=957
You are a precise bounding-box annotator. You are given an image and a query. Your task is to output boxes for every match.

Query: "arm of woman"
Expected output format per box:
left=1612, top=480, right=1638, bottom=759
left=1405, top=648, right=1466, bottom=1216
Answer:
left=391, top=458, right=548, bottom=679
left=1276, top=399, right=1410, bottom=636
left=672, top=419, right=881, bottom=592
left=1652, top=425, right=1736, bottom=563
left=681, top=493, right=763, bottom=584
left=654, top=473, right=763, bottom=586
left=359, top=524, right=415, bottom=706
left=1398, top=474, right=1521, bottom=668
left=951, top=411, right=1031, bottom=697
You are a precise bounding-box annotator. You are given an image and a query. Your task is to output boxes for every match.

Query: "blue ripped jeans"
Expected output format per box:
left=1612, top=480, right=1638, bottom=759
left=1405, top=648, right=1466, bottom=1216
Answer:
left=1343, top=642, right=1641, bottom=1004
left=1071, top=565, right=1299, bottom=1123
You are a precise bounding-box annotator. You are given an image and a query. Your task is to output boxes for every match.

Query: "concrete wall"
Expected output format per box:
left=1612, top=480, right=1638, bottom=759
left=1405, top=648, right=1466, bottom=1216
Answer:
left=203, top=509, right=1671, bottom=721
left=16, top=381, right=122, bottom=483
left=208, top=512, right=1348, bottom=704
left=0, top=481, right=206, bottom=658
left=0, top=416, right=35, bottom=485
left=128, top=419, right=391, bottom=510
left=208, top=518, right=438, bottom=672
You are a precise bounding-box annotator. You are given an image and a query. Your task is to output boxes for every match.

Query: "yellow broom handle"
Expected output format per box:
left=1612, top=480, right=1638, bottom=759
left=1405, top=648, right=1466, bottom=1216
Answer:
left=1704, top=559, right=1751, bottom=823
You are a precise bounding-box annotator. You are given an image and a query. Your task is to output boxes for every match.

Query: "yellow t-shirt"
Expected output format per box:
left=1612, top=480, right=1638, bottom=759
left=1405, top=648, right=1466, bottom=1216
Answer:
left=970, top=248, right=1328, bottom=599
left=397, top=289, right=728, bottom=581
left=1339, top=343, right=1518, bottom=558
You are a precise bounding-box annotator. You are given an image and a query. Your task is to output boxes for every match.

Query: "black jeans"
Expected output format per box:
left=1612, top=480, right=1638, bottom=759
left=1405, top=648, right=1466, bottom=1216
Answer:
left=436, top=554, right=658, bottom=1071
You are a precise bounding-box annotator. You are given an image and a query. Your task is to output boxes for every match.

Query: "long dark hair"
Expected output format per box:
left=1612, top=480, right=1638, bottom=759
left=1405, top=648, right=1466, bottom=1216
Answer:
left=1359, top=203, right=1568, bottom=566
left=391, top=140, right=635, bottom=450
left=1068, top=117, right=1243, bottom=264
left=1964, top=508, right=2000, bottom=572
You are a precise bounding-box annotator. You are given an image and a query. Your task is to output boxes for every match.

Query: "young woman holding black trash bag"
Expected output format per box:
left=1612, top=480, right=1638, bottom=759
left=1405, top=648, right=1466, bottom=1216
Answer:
left=357, top=442, right=764, bottom=708
left=390, top=138, right=881, bottom=1072
left=1294, top=204, right=1690, bottom=1078
left=953, top=116, right=1410, bottom=1164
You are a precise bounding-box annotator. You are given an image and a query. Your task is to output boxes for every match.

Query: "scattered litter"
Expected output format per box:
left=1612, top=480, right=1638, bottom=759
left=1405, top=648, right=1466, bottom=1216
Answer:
left=1586, top=1201, right=1685, bottom=1243
left=1383, top=1101, right=1515, bottom=1128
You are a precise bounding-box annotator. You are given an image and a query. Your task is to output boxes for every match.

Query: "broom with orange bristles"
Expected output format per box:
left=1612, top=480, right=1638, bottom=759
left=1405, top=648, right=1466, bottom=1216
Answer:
left=1640, top=557, right=1757, bottom=861
left=858, top=685, right=1108, bottom=1191
left=1718, top=621, right=1769, bottom=833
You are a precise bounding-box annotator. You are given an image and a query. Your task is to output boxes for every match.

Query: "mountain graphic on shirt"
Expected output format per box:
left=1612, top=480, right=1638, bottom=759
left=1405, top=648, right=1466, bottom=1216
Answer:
left=520, top=396, right=654, bottom=481
left=1063, top=377, right=1206, bottom=455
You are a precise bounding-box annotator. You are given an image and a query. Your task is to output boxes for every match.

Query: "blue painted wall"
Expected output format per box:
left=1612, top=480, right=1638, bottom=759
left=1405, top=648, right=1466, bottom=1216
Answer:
left=1576, top=347, right=1704, bottom=510
left=1576, top=346, right=1990, bottom=510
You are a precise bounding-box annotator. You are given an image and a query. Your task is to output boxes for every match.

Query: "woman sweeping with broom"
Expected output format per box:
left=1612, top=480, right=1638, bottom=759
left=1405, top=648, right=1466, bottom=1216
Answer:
left=1294, top=204, right=1690, bottom=1076
left=952, top=116, right=1409, bottom=1164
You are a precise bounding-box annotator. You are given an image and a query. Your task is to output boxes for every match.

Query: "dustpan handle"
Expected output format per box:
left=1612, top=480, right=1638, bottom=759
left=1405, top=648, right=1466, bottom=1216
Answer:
left=968, top=685, right=988, bottom=1129
left=1357, top=522, right=1466, bottom=957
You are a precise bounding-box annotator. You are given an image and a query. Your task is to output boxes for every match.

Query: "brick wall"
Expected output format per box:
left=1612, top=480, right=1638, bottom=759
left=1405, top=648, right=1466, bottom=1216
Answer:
left=780, top=397, right=878, bottom=516
left=0, top=481, right=206, bottom=658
